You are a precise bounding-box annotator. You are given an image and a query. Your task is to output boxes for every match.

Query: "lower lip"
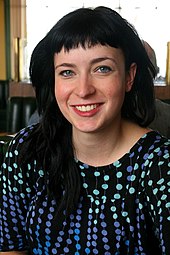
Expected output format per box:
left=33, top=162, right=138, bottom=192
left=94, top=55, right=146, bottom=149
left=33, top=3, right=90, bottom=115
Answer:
left=73, top=106, right=100, bottom=117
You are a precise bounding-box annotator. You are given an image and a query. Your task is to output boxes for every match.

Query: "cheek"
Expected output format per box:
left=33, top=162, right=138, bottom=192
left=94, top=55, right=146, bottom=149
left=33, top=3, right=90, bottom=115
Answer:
left=107, top=82, right=125, bottom=99
left=54, top=82, right=68, bottom=105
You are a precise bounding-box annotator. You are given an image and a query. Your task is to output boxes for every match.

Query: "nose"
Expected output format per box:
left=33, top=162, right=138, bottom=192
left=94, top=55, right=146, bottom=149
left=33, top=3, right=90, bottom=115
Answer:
left=75, top=74, right=96, bottom=98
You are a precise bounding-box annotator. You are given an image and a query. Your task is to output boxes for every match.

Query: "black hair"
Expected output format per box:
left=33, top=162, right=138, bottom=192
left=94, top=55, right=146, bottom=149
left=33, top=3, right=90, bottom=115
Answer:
left=21, top=6, right=156, bottom=215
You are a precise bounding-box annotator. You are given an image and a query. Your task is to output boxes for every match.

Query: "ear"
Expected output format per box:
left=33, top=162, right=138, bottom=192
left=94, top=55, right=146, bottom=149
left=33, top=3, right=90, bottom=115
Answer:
left=125, top=63, right=137, bottom=92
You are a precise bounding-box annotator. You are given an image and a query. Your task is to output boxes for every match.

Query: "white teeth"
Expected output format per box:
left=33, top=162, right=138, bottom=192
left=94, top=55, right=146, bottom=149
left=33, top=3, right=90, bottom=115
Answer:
left=76, top=104, right=97, bottom=112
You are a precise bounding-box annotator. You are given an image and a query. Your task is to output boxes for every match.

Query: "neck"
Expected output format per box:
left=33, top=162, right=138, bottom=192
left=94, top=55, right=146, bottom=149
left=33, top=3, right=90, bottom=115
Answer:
left=73, top=120, right=125, bottom=166
left=72, top=119, right=148, bottom=167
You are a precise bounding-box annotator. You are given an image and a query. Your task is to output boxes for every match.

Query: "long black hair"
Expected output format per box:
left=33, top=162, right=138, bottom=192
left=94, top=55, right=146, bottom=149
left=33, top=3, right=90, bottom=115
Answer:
left=21, top=6, right=156, bottom=215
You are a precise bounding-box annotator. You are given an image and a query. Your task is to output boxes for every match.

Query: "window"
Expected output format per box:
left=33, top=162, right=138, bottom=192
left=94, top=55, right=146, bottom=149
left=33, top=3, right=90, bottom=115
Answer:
left=25, top=0, right=170, bottom=81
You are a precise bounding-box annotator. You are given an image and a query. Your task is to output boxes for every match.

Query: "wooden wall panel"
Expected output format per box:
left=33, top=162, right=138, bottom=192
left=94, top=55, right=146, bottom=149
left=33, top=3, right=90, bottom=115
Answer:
left=0, top=0, right=6, bottom=80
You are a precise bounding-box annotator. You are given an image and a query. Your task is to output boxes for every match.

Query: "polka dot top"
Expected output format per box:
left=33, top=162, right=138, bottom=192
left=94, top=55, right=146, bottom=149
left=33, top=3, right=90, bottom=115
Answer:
left=1, top=125, right=170, bottom=255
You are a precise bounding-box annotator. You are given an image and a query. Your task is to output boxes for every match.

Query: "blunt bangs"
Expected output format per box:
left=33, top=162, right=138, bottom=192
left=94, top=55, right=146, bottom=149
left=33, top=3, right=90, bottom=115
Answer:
left=47, top=7, right=122, bottom=54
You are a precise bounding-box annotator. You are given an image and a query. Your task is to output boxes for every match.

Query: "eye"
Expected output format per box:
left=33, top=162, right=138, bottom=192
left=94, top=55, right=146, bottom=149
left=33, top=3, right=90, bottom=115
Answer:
left=96, top=65, right=112, bottom=73
left=60, top=70, right=74, bottom=77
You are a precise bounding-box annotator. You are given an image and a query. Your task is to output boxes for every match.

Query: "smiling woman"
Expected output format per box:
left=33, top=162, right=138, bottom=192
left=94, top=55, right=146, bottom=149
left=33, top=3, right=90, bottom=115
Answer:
left=1, top=5, right=170, bottom=255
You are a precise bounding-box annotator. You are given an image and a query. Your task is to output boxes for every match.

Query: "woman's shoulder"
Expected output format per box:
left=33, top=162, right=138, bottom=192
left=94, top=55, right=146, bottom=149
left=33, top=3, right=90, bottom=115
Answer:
left=138, top=130, right=170, bottom=162
left=11, top=123, right=40, bottom=144
left=5, top=123, right=41, bottom=159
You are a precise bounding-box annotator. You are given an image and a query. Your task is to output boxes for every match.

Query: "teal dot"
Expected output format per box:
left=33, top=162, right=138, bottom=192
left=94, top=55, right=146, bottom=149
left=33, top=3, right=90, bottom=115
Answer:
left=8, top=166, right=12, bottom=172
left=102, top=184, right=108, bottom=190
left=104, top=175, right=109, bottom=181
left=28, top=164, right=31, bottom=170
left=89, top=196, right=94, bottom=203
left=18, top=173, right=23, bottom=178
left=164, top=153, right=169, bottom=159
left=144, top=160, right=149, bottom=166
left=111, top=206, right=116, bottom=212
left=129, top=187, right=135, bottom=194
left=116, top=171, right=122, bottom=178
left=18, top=180, right=23, bottom=185
left=94, top=171, right=100, bottom=177
left=39, top=170, right=44, bottom=176
left=89, top=208, right=93, bottom=213
left=157, top=201, right=161, bottom=206
left=126, top=217, right=130, bottom=223
left=134, top=163, right=139, bottom=170
left=148, top=153, right=154, bottom=159
left=93, top=189, right=99, bottom=195
left=148, top=180, right=153, bottom=186
left=116, top=184, right=122, bottom=190
left=95, top=208, right=99, bottom=214
left=26, top=187, right=31, bottom=193
left=20, top=192, right=25, bottom=198
left=9, top=152, right=13, bottom=157
left=130, top=175, right=136, bottom=181
left=157, top=178, right=164, bottom=185
left=150, top=204, right=154, bottom=210
left=114, top=193, right=121, bottom=199
left=146, top=196, right=150, bottom=202
left=2, top=189, right=6, bottom=194
left=102, top=196, right=107, bottom=203
left=141, top=171, right=145, bottom=178
left=160, top=185, right=165, bottom=191
left=13, top=187, right=18, bottom=192
left=113, top=213, right=118, bottom=219
left=83, top=183, right=88, bottom=188
left=139, top=203, right=143, bottom=209
left=154, top=147, right=160, bottom=153
left=95, top=200, right=100, bottom=205
left=161, top=194, right=167, bottom=200
left=159, top=208, right=162, bottom=214
left=2, top=176, right=6, bottom=181
left=167, top=181, right=170, bottom=186
left=2, top=163, right=7, bottom=168
left=14, top=175, right=18, bottom=180
left=14, top=150, right=19, bottom=155
left=166, top=202, right=170, bottom=208
left=153, top=188, right=158, bottom=195
left=113, top=161, right=121, bottom=167
left=116, top=172, right=122, bottom=178
left=81, top=172, right=85, bottom=177
left=158, top=161, right=164, bottom=166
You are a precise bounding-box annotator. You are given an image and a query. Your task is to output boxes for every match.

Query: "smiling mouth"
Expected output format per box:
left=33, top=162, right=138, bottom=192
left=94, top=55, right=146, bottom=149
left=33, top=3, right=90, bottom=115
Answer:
left=75, top=104, right=97, bottom=112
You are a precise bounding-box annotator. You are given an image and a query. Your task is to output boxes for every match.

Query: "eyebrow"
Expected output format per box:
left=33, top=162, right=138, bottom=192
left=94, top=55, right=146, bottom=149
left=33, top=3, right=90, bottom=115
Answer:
left=55, top=57, right=116, bottom=69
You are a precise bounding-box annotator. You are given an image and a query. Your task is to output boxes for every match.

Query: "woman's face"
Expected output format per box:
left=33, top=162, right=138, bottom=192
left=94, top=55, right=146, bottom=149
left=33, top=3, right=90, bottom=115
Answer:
left=54, top=44, right=136, bottom=134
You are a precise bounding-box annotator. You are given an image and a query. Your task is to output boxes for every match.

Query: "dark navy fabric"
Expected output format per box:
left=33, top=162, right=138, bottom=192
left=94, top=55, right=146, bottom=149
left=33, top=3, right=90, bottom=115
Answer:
left=1, top=126, right=170, bottom=254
